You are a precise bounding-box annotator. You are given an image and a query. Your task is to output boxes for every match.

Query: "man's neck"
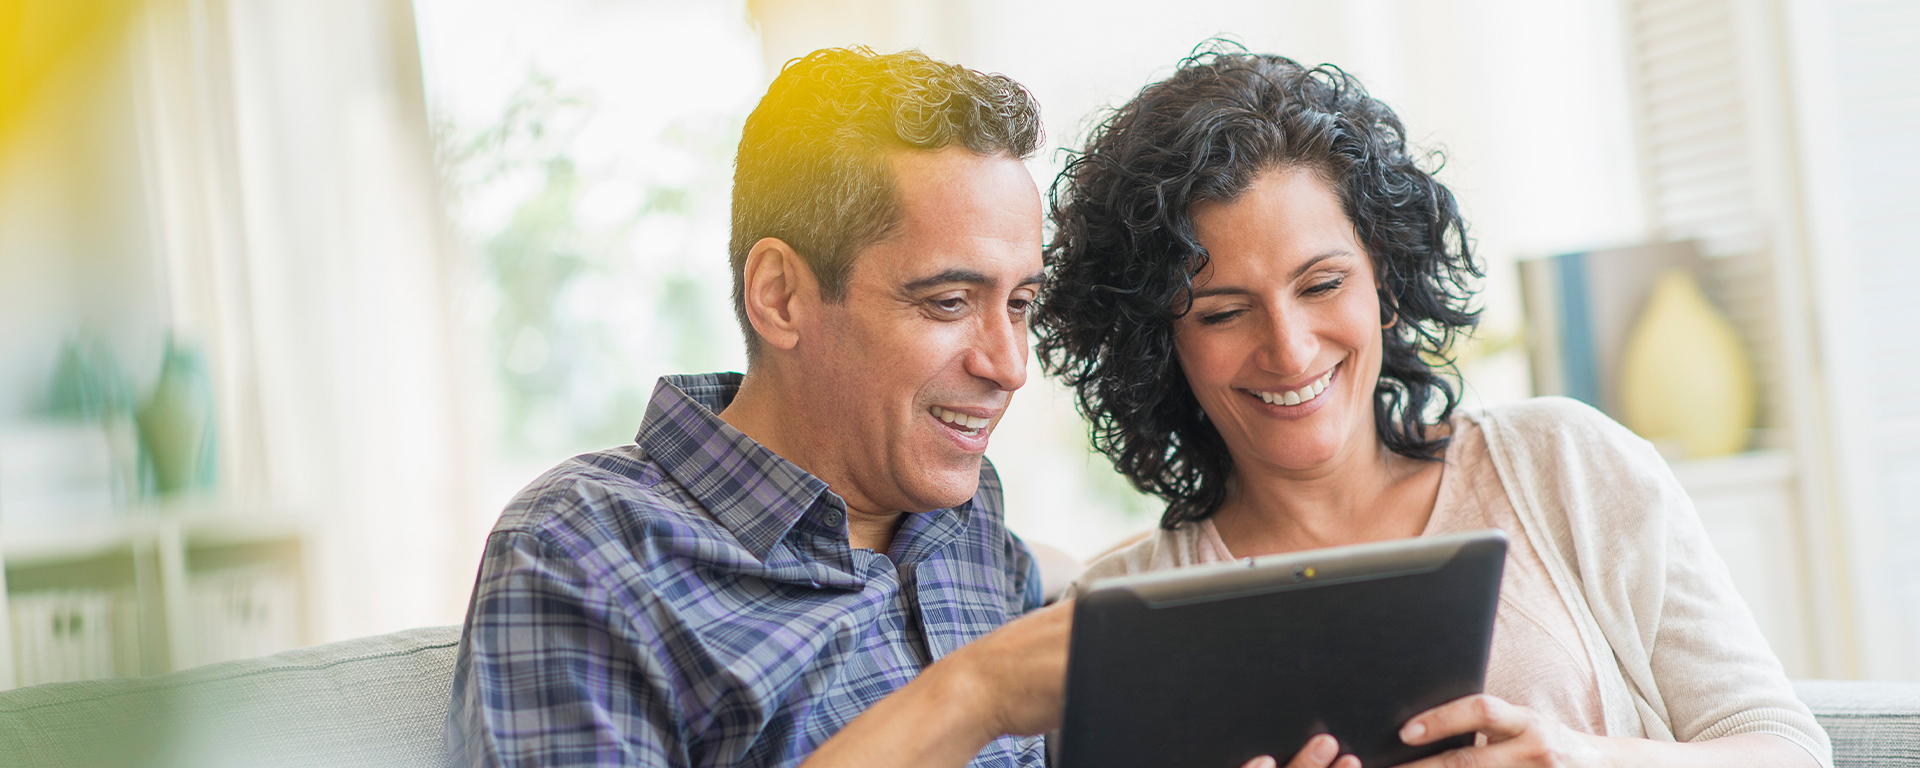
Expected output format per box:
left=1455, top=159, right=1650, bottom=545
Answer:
left=719, top=368, right=906, bottom=554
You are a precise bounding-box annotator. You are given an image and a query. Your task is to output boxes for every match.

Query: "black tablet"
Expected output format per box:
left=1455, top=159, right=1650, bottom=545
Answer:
left=1059, top=529, right=1507, bottom=768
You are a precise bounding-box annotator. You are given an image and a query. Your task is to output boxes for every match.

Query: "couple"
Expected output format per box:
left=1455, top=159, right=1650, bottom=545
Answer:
left=445, top=46, right=1830, bottom=768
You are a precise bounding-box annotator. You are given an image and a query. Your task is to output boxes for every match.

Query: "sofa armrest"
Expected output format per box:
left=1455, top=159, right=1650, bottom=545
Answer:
left=1794, top=679, right=1920, bottom=768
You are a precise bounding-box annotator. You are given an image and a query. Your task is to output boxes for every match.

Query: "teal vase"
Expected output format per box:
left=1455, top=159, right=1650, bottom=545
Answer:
left=136, top=340, right=218, bottom=497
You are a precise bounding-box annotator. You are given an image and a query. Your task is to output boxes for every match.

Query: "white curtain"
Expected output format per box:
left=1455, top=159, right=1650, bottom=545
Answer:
left=131, top=0, right=485, bottom=643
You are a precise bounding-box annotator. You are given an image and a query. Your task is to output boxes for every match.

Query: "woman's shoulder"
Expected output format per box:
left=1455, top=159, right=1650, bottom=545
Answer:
left=1461, top=395, right=1623, bottom=435
left=1456, top=396, right=1685, bottom=549
left=1457, top=396, right=1659, bottom=469
left=1065, top=523, right=1217, bottom=599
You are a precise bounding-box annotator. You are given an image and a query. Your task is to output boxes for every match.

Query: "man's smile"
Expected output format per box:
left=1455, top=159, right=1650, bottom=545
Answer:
left=929, top=405, right=997, bottom=439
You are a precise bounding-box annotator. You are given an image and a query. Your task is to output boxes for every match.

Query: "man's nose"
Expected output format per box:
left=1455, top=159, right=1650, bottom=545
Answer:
left=966, top=311, right=1028, bottom=392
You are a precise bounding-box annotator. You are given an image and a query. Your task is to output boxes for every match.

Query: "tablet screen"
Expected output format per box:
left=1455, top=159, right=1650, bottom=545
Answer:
left=1059, top=529, right=1507, bottom=768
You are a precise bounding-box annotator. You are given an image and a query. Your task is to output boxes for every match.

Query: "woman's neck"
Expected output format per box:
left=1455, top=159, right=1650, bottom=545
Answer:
left=1209, top=439, right=1445, bottom=558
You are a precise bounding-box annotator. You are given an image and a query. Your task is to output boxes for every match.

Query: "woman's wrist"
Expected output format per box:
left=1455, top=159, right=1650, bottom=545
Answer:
left=1578, top=731, right=1625, bottom=768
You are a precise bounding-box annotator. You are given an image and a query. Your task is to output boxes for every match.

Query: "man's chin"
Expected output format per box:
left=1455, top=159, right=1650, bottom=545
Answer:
left=900, top=462, right=986, bottom=513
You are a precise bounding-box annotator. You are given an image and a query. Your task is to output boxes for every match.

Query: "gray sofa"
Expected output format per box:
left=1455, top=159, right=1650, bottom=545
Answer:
left=1, top=625, right=1915, bottom=767
left=0, top=627, right=459, bottom=768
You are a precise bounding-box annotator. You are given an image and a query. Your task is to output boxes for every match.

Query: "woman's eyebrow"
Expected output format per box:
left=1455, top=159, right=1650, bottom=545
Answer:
left=1190, top=250, right=1353, bottom=299
left=1289, top=250, right=1351, bottom=279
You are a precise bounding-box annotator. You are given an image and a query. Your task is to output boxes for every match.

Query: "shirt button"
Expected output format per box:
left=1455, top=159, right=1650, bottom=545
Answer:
left=823, top=510, right=842, bottom=526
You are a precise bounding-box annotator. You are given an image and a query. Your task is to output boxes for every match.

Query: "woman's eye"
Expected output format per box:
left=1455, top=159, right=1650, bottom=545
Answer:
left=1197, top=309, right=1244, bottom=326
left=1305, top=277, right=1344, bottom=296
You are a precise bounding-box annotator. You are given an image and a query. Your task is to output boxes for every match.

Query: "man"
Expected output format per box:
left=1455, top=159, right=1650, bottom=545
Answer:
left=447, top=47, right=1070, bottom=768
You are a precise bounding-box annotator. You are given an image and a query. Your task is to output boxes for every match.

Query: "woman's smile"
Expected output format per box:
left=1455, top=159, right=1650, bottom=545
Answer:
left=1243, top=363, right=1337, bottom=407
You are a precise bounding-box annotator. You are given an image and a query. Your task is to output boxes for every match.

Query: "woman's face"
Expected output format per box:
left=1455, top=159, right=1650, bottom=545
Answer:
left=1175, top=166, right=1383, bottom=476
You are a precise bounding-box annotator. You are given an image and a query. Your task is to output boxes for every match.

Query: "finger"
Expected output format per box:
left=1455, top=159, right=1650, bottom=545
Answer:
left=1330, top=756, right=1361, bottom=768
left=1387, top=734, right=1545, bottom=768
left=1279, top=734, right=1340, bottom=768
left=1401, top=694, right=1531, bottom=746
left=1238, top=758, right=1276, bottom=768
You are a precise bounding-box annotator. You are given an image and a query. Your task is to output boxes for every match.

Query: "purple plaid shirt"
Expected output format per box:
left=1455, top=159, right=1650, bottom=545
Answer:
left=448, top=373, right=1046, bottom=767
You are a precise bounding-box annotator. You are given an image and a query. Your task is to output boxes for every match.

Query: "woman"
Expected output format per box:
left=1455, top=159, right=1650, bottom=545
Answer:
left=1035, top=48, right=1829, bottom=768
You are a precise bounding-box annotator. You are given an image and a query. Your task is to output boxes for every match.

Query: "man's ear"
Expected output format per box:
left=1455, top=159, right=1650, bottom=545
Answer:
left=740, top=237, right=817, bottom=352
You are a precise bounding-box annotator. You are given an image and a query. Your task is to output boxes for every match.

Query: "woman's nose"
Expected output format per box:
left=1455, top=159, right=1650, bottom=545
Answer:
left=1260, top=307, right=1318, bottom=378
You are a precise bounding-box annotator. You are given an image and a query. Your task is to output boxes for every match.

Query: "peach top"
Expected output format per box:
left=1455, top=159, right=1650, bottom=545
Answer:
left=1067, top=399, right=1830, bottom=766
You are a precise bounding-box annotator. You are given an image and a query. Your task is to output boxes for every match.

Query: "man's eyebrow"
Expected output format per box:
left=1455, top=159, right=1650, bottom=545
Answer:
left=1189, top=250, right=1353, bottom=299
left=902, top=269, right=990, bottom=293
left=902, top=268, right=1044, bottom=293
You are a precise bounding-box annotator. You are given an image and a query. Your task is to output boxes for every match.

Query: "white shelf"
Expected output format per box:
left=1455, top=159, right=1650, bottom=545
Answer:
left=1668, top=449, right=1812, bottom=677
left=1, top=503, right=311, bottom=689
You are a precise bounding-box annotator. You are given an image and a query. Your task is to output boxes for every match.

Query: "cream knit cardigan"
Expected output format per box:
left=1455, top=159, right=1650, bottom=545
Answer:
left=1071, top=397, right=1832, bottom=766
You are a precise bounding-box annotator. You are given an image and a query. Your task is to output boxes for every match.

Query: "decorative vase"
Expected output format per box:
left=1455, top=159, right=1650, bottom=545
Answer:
left=1617, top=269, right=1756, bottom=459
left=136, top=339, right=219, bottom=497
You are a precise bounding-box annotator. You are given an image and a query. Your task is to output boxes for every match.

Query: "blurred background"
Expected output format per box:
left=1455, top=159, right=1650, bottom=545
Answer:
left=0, top=0, right=1914, bottom=690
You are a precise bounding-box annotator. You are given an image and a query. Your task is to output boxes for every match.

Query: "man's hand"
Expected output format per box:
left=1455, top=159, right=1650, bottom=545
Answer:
left=799, top=600, right=1073, bottom=768
left=936, top=599, right=1075, bottom=738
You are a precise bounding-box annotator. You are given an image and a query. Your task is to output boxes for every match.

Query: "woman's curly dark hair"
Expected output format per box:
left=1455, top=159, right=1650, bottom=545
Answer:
left=1033, top=45, right=1482, bottom=529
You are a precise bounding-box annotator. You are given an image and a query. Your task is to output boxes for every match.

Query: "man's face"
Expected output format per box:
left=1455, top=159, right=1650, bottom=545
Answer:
left=801, top=146, right=1044, bottom=517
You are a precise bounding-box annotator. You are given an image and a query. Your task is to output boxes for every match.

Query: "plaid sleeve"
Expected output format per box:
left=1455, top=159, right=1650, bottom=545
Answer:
left=448, top=528, right=686, bottom=767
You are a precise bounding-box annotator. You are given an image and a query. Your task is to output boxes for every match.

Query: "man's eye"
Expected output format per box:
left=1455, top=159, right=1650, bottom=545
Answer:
left=1008, top=298, right=1032, bottom=316
left=933, top=297, right=967, bottom=314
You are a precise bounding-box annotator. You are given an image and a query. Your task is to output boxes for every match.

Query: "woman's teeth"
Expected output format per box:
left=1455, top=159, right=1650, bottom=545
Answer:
left=931, top=406, right=989, bottom=435
left=1254, top=369, right=1334, bottom=406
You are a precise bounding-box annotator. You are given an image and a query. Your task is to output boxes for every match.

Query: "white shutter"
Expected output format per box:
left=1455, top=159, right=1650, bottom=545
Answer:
left=1623, top=0, right=1785, bottom=433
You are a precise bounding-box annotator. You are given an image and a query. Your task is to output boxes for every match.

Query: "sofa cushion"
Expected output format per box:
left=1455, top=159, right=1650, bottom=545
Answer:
left=1795, top=679, right=1920, bottom=768
left=0, top=625, right=460, bottom=768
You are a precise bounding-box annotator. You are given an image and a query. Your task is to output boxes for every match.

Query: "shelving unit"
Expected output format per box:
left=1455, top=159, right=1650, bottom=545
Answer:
left=0, top=506, right=310, bottom=690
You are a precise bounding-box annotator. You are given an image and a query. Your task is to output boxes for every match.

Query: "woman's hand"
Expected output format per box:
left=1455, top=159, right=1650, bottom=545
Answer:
left=1238, top=734, right=1362, bottom=768
left=1394, top=694, right=1609, bottom=768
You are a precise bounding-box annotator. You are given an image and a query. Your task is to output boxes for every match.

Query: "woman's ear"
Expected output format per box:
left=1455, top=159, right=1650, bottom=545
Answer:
left=739, top=237, right=817, bottom=352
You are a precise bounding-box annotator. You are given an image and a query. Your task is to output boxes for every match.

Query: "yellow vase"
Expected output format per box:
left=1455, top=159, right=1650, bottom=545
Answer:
left=1617, top=269, right=1756, bottom=459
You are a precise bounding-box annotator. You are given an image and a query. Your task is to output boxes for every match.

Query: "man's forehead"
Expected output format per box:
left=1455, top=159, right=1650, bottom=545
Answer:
left=843, top=147, right=1042, bottom=292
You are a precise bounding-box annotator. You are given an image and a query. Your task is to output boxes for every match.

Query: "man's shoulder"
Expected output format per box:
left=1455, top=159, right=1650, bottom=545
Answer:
left=489, top=444, right=717, bottom=560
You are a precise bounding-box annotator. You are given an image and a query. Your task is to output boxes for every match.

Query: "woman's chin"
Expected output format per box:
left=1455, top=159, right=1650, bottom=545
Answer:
left=1243, top=442, right=1346, bottom=474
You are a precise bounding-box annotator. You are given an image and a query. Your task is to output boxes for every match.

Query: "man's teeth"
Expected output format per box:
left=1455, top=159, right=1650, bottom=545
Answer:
left=931, top=406, right=990, bottom=433
left=1255, top=369, right=1334, bottom=406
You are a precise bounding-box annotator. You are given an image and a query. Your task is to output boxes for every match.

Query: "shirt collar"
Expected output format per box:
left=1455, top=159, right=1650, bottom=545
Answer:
left=636, top=372, right=978, bottom=571
left=637, top=373, right=830, bottom=562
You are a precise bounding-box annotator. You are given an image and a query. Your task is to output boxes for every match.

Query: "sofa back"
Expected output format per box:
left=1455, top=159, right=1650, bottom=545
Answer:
left=0, top=625, right=459, bottom=768
left=3, top=626, right=1915, bottom=768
